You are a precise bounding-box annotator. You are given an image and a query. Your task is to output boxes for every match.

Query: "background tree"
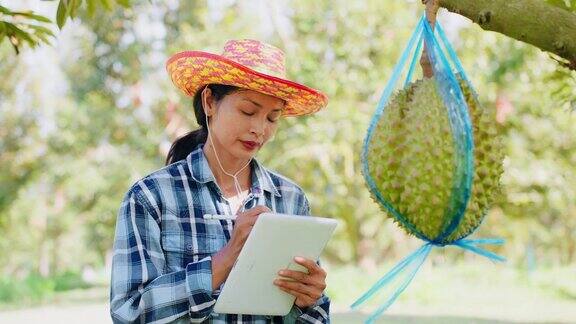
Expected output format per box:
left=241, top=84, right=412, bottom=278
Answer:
left=2, top=0, right=575, bottom=69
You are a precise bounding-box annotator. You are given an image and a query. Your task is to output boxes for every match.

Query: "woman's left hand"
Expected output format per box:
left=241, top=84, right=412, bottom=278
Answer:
left=274, top=256, right=327, bottom=309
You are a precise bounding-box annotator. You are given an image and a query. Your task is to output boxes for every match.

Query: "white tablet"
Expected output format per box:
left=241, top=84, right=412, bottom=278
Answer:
left=213, top=212, right=338, bottom=316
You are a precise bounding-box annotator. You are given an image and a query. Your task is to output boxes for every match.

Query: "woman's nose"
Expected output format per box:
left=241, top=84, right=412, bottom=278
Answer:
left=250, top=120, right=266, bottom=137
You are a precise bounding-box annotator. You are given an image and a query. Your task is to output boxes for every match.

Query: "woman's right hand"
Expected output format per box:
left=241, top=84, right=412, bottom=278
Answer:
left=228, top=205, right=271, bottom=252
left=211, top=205, right=271, bottom=290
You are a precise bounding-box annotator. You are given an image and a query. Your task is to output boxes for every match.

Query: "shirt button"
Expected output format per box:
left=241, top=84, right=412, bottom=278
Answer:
left=186, top=243, right=194, bottom=252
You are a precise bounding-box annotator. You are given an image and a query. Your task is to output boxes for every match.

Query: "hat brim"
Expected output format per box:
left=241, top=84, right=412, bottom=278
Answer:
left=166, top=51, right=328, bottom=117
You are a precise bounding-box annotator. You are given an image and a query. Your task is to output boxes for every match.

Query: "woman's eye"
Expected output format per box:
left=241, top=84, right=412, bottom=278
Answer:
left=268, top=118, right=278, bottom=123
left=241, top=111, right=254, bottom=116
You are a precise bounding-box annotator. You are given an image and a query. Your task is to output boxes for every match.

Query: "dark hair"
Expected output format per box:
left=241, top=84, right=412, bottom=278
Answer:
left=165, top=84, right=239, bottom=165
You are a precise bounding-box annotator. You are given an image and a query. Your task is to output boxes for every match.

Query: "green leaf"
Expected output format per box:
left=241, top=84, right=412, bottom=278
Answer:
left=68, top=0, right=84, bottom=18
left=56, top=0, right=68, bottom=29
left=87, top=0, right=97, bottom=18
left=116, top=0, right=131, bottom=8
left=28, top=24, right=56, bottom=38
left=0, top=5, right=13, bottom=15
left=5, top=23, right=37, bottom=47
left=99, top=0, right=113, bottom=11
left=68, top=0, right=77, bottom=18
left=34, top=32, right=51, bottom=45
left=10, top=11, right=53, bottom=23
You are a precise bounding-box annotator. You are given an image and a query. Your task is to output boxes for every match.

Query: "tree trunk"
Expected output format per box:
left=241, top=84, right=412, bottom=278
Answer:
left=439, top=0, right=576, bottom=70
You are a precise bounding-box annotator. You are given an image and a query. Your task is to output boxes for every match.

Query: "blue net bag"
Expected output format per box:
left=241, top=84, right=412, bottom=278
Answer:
left=352, top=15, right=506, bottom=323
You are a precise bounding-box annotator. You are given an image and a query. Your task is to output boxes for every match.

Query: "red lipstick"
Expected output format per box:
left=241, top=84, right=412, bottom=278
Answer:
left=241, top=140, right=259, bottom=150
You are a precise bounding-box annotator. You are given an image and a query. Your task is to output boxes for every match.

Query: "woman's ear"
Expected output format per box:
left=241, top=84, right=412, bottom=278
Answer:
left=201, top=86, right=214, bottom=117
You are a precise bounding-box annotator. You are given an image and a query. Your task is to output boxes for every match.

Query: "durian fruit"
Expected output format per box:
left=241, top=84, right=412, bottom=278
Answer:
left=365, top=78, right=504, bottom=243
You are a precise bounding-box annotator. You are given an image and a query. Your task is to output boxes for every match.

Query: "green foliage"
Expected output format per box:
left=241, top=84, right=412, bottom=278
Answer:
left=0, top=0, right=575, bottom=303
left=53, top=271, right=91, bottom=292
left=546, top=66, right=576, bottom=111
left=0, top=271, right=89, bottom=304
left=0, top=5, right=54, bottom=54
left=55, top=0, right=132, bottom=29
left=0, top=0, right=132, bottom=53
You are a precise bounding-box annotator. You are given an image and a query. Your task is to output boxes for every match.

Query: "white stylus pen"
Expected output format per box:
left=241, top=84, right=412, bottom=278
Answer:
left=203, top=214, right=237, bottom=221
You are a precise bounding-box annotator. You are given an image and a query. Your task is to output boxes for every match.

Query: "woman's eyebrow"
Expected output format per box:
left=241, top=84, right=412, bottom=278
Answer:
left=242, top=98, right=282, bottom=112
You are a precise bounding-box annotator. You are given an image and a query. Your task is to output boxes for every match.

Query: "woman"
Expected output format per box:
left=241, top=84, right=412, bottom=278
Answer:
left=110, top=39, right=331, bottom=323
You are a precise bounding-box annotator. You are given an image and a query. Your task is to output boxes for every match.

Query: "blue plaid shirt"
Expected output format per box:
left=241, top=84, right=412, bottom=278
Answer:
left=110, top=144, right=330, bottom=323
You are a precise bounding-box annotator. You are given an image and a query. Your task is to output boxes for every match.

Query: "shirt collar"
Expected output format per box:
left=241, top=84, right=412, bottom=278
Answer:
left=187, top=144, right=281, bottom=197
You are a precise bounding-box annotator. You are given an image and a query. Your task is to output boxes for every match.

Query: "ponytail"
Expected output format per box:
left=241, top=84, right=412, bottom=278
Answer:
left=165, top=84, right=239, bottom=165
left=165, top=129, right=207, bottom=165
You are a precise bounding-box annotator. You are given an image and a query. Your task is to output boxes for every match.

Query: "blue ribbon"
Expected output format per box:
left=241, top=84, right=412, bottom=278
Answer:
left=435, top=22, right=470, bottom=86
left=404, top=36, right=423, bottom=88
left=351, top=238, right=506, bottom=323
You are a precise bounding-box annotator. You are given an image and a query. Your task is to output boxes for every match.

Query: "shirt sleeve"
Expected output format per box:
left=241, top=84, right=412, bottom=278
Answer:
left=110, top=189, right=216, bottom=323
left=284, top=295, right=331, bottom=324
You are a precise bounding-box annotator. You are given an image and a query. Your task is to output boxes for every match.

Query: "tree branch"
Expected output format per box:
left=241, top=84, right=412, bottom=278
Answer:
left=439, top=0, right=576, bottom=70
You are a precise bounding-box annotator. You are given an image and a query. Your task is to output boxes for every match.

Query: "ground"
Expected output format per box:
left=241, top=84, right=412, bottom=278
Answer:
left=1, top=262, right=575, bottom=323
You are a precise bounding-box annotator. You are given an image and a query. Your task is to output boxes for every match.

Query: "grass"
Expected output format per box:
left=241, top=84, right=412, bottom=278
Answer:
left=325, top=260, right=576, bottom=323
left=0, top=271, right=92, bottom=306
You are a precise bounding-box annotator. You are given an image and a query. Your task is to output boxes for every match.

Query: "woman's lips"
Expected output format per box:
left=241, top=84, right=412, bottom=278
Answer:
left=240, top=140, right=259, bottom=150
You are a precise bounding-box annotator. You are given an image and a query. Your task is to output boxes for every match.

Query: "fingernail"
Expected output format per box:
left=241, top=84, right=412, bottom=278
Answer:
left=278, top=270, right=286, bottom=275
left=295, top=256, right=305, bottom=262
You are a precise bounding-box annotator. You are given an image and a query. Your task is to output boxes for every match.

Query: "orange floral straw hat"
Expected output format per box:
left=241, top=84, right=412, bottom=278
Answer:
left=166, top=39, right=328, bottom=117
